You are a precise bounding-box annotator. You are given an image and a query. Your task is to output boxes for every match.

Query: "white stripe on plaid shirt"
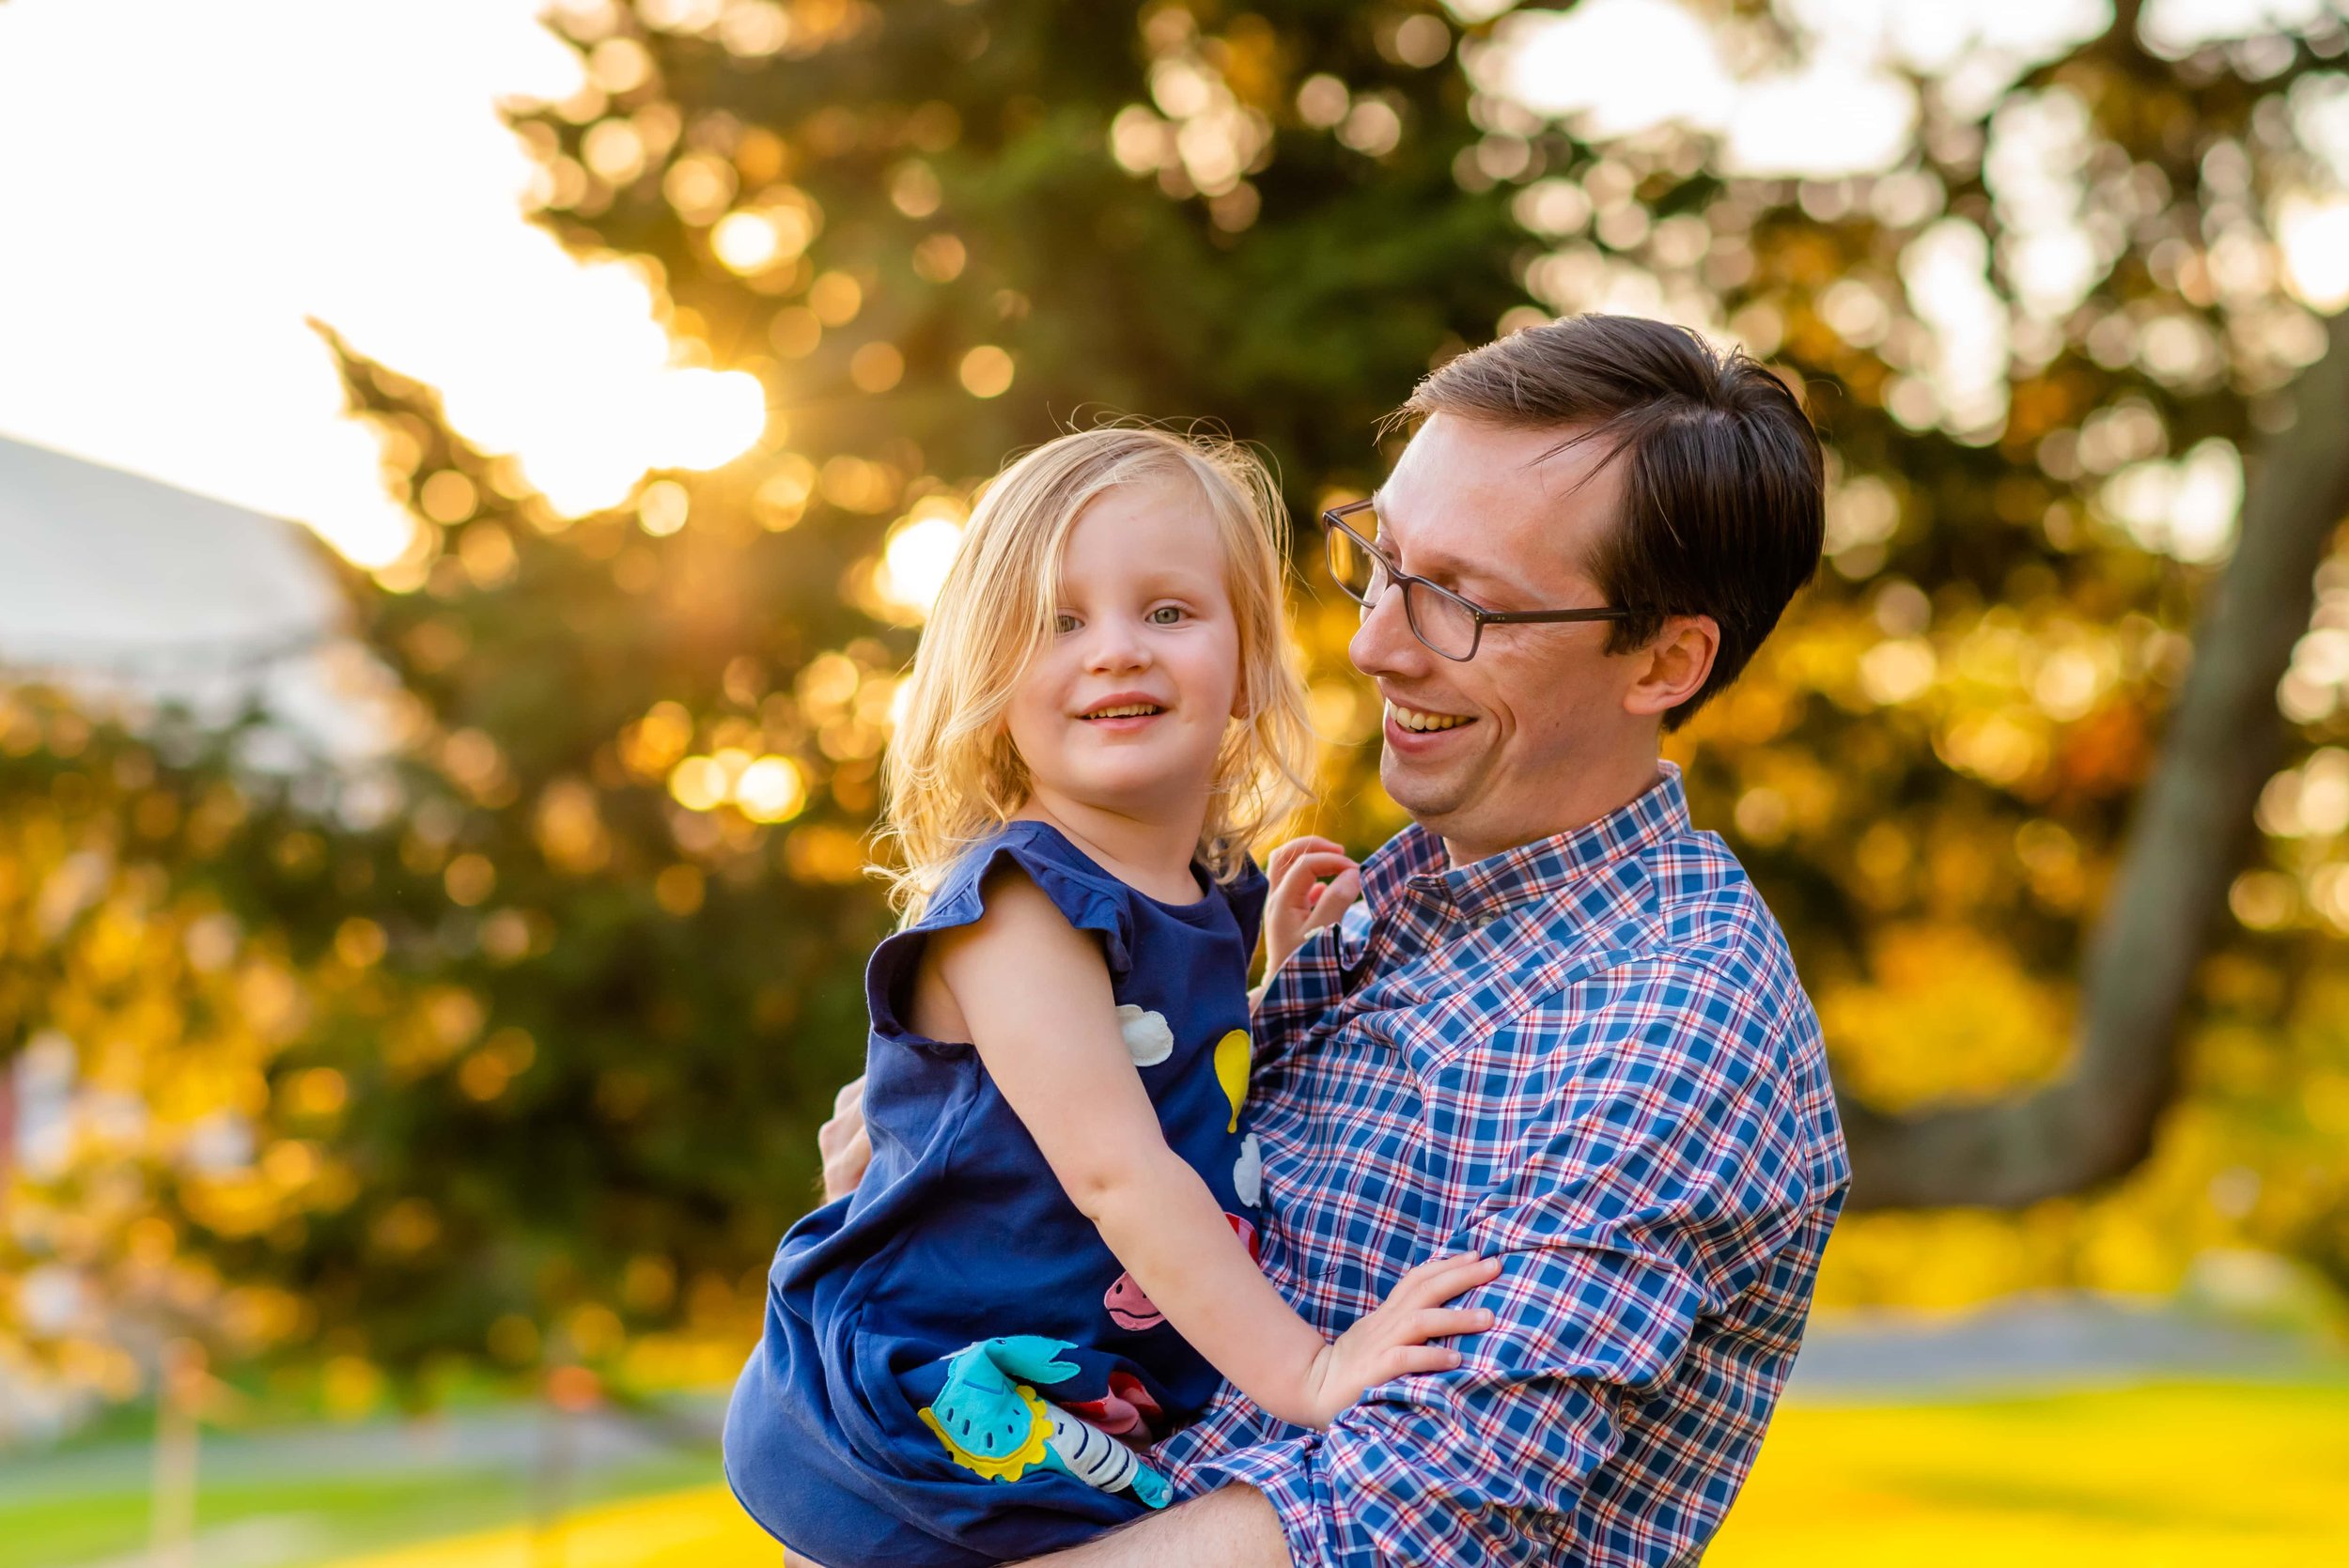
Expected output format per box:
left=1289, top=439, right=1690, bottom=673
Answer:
left=1155, top=762, right=1849, bottom=1566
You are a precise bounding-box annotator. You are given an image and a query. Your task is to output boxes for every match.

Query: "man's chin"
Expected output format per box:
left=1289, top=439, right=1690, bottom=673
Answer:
left=1379, top=751, right=1478, bottom=826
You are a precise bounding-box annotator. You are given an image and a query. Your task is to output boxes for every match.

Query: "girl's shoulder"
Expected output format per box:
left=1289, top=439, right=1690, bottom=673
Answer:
left=913, top=821, right=1266, bottom=967
left=911, top=820, right=1139, bottom=970
left=865, top=824, right=1139, bottom=1049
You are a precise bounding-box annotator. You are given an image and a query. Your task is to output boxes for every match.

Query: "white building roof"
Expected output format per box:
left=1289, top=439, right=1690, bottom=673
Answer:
left=0, top=432, right=339, bottom=674
left=0, top=432, right=404, bottom=769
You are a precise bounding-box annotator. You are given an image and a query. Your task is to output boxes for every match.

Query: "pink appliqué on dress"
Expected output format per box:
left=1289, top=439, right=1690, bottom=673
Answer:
left=1102, top=1212, right=1258, bottom=1332
left=1062, top=1369, right=1167, bottom=1440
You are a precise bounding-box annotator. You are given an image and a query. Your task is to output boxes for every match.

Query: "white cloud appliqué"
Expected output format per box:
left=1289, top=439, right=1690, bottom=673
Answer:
left=1116, top=1005, right=1174, bottom=1067
left=1234, top=1133, right=1264, bottom=1208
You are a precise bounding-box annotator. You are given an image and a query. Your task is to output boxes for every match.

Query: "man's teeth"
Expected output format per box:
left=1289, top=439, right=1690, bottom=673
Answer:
left=1085, top=705, right=1160, bottom=719
left=1390, top=704, right=1470, bottom=733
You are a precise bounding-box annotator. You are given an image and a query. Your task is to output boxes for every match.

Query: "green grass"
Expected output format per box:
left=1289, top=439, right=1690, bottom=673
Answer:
left=1706, top=1376, right=2349, bottom=1565
left=11, top=1376, right=2348, bottom=1568
left=0, top=1446, right=721, bottom=1568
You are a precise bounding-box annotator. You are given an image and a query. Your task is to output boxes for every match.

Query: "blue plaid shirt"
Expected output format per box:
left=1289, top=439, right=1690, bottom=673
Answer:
left=1157, top=763, right=1848, bottom=1565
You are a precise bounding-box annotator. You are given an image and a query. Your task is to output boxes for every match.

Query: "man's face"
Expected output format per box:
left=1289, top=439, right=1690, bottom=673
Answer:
left=1351, top=412, right=1668, bottom=864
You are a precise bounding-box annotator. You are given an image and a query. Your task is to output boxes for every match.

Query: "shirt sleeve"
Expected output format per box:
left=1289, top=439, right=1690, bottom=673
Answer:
left=1188, top=961, right=1820, bottom=1566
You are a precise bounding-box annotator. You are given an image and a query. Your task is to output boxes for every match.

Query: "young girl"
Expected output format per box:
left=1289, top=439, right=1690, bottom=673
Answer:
left=723, top=428, right=1497, bottom=1567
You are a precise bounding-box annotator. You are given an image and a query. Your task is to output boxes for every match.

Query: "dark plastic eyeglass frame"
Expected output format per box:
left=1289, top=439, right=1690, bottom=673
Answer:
left=1319, top=499, right=1639, bottom=662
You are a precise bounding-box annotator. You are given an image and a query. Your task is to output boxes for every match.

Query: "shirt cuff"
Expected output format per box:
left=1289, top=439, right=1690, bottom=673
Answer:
left=1185, top=1430, right=1334, bottom=1568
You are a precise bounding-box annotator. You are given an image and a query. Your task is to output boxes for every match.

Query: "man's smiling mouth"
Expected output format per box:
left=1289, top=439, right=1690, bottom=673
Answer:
left=1388, top=702, right=1472, bottom=733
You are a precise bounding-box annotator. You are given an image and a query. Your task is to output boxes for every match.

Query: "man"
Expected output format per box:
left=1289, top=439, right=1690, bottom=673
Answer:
left=819, top=314, right=1848, bottom=1565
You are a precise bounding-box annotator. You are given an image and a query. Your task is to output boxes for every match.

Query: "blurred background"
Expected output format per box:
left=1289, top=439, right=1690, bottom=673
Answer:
left=3, top=0, right=2347, bottom=1562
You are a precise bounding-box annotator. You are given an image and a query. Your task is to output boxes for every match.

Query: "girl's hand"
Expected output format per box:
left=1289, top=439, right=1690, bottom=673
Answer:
left=1298, top=1253, right=1501, bottom=1429
left=1263, top=836, right=1361, bottom=978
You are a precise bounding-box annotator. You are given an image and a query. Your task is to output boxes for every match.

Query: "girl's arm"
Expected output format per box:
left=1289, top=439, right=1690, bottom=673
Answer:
left=928, top=867, right=1496, bottom=1433
left=1255, top=836, right=1361, bottom=1008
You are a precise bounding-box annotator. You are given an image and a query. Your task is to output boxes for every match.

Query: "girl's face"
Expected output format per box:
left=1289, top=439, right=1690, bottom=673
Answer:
left=1003, top=478, right=1243, bottom=827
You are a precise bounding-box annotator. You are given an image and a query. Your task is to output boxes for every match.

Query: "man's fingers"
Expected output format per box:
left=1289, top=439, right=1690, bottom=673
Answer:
left=818, top=1076, right=871, bottom=1197
left=832, top=1076, right=865, bottom=1118
left=817, top=1097, right=862, bottom=1159
left=820, top=1124, right=871, bottom=1202
left=816, top=1111, right=857, bottom=1164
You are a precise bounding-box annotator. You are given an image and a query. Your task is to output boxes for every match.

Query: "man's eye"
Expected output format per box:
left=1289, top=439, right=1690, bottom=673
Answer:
left=1147, top=606, right=1186, bottom=626
left=1053, top=613, right=1080, bottom=634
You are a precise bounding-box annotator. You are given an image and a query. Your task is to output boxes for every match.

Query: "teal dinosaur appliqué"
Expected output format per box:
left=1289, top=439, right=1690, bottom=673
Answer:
left=917, top=1337, right=1169, bottom=1509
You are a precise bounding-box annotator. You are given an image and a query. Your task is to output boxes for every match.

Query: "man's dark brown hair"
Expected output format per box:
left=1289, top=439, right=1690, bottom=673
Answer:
left=1402, top=314, right=1825, bottom=731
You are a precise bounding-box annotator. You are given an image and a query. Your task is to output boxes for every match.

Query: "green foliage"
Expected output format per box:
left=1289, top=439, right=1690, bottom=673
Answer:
left=280, top=0, right=1532, bottom=1380
left=13, top=0, right=2349, bottom=1403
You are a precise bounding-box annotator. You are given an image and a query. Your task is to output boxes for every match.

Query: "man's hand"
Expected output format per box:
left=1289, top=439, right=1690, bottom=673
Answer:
left=1263, top=836, right=1361, bottom=978
left=817, top=1076, right=870, bottom=1200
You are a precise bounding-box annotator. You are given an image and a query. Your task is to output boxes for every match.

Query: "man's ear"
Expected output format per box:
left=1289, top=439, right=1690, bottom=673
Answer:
left=1622, top=614, right=1719, bottom=722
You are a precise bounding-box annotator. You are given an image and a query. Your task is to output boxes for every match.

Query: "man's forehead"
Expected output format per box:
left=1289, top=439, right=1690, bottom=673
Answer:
left=1377, top=417, right=1620, bottom=562
left=1390, top=414, right=1619, bottom=499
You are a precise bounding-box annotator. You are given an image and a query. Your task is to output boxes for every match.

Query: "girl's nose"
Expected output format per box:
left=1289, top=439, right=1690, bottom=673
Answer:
left=1083, top=617, right=1152, bottom=673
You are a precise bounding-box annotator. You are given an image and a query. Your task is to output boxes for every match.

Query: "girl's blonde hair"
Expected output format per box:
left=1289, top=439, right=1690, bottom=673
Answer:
left=879, top=427, right=1315, bottom=918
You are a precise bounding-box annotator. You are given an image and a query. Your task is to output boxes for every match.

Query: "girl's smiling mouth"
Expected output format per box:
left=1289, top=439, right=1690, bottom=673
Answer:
left=1079, top=693, right=1168, bottom=723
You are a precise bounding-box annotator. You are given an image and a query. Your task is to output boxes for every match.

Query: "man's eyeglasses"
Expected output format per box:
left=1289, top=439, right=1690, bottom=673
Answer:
left=1319, top=499, right=1638, bottom=662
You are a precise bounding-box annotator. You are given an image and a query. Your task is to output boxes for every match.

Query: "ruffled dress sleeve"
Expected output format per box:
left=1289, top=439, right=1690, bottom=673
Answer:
left=864, top=824, right=1137, bottom=1054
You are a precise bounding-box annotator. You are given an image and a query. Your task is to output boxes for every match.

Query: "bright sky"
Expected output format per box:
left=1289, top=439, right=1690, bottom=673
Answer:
left=1476, top=0, right=2328, bottom=172
left=0, top=0, right=2336, bottom=580
left=0, top=0, right=762, bottom=568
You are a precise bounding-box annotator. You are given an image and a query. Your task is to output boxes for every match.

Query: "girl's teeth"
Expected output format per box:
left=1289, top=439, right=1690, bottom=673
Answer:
left=1087, top=705, right=1159, bottom=719
left=1391, top=705, right=1469, bottom=733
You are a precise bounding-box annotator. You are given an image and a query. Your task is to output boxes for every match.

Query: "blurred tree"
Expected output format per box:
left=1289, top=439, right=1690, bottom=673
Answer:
left=1528, top=0, right=2349, bottom=1209
left=0, top=690, right=393, bottom=1406
left=202, top=0, right=1522, bottom=1385
left=1476, top=0, right=2349, bottom=1217
left=474, top=0, right=2349, bottom=1232
left=16, top=0, right=2349, bottom=1405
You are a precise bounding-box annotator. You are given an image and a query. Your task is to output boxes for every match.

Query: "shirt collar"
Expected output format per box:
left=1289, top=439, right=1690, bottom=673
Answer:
left=1357, top=761, right=1693, bottom=928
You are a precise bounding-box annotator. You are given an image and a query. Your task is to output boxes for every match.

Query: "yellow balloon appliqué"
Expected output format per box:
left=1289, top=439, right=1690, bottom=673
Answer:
left=1214, top=1029, right=1250, bottom=1133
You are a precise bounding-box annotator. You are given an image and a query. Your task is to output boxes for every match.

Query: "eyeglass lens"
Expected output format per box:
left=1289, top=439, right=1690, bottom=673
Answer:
left=1327, top=505, right=1478, bottom=660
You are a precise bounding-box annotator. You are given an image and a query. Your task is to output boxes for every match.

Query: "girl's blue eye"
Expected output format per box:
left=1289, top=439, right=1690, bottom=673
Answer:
left=1053, top=613, right=1079, bottom=634
left=1148, top=606, right=1185, bottom=626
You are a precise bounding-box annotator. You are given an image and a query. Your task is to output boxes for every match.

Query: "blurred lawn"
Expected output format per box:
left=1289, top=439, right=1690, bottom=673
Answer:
left=16, top=1377, right=2344, bottom=1567
left=320, top=1377, right=2349, bottom=1568
left=0, top=1451, right=722, bottom=1568
left=1706, top=1377, right=2349, bottom=1565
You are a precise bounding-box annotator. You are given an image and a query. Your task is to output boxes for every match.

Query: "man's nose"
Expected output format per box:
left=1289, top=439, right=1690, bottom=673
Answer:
left=1349, top=587, right=1429, bottom=682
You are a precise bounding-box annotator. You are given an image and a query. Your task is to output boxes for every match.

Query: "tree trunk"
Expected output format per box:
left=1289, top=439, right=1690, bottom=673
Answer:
left=1843, top=306, right=2349, bottom=1210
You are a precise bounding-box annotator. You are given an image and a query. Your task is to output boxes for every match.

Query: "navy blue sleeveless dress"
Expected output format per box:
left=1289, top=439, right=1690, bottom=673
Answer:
left=724, top=822, right=1268, bottom=1567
